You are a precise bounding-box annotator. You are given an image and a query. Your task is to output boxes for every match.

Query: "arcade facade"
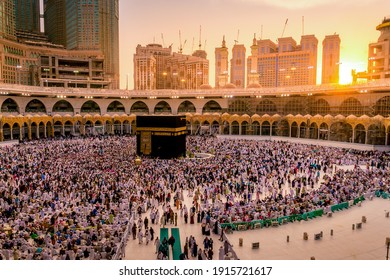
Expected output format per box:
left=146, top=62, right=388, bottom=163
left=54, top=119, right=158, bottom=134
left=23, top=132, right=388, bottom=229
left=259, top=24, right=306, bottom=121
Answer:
left=1, top=82, right=390, bottom=145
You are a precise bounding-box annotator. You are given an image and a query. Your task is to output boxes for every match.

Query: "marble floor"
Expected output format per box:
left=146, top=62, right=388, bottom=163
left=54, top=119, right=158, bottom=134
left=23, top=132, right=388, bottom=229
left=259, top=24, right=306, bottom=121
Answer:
left=124, top=190, right=390, bottom=260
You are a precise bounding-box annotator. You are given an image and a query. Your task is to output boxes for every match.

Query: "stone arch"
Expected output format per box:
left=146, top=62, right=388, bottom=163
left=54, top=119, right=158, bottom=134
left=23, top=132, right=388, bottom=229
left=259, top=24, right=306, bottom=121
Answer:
left=64, top=120, right=73, bottom=136
left=374, top=96, right=390, bottom=117
left=299, top=121, right=307, bottom=138
left=309, top=122, right=318, bottom=139
left=261, top=121, right=271, bottom=136
left=319, top=122, right=329, bottom=140
left=53, top=121, right=63, bottom=136
left=231, top=121, right=239, bottom=135
left=330, top=122, right=353, bottom=142
left=52, top=100, right=74, bottom=113
left=193, top=120, right=200, bottom=135
left=202, top=100, right=222, bottom=113
left=222, top=121, right=229, bottom=135
left=38, top=121, right=45, bottom=138
left=113, top=120, right=122, bottom=135
left=354, top=123, right=366, bottom=144
left=31, top=122, right=38, bottom=139
left=1, top=98, right=19, bottom=113
left=339, top=97, right=363, bottom=117
left=81, top=100, right=101, bottom=114
left=12, top=122, right=21, bottom=140
left=276, top=119, right=289, bottom=137
left=46, top=121, right=53, bottom=138
left=178, top=100, right=196, bottom=113
left=241, top=121, right=249, bottom=135
left=26, top=99, right=46, bottom=113
left=271, top=121, right=278, bottom=136
left=252, top=121, right=260, bottom=135
left=154, top=101, right=172, bottom=114
left=211, top=120, right=220, bottom=135
left=107, top=100, right=125, bottom=113
left=131, top=101, right=149, bottom=114
left=309, top=98, right=330, bottom=115
left=367, top=124, right=386, bottom=145
left=2, top=123, right=11, bottom=140
left=291, top=121, right=299, bottom=137
left=256, top=99, right=277, bottom=115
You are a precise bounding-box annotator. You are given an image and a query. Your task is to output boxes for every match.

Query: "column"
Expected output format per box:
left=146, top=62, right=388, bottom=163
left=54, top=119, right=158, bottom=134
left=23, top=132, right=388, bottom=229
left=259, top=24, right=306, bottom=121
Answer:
left=229, top=124, right=232, bottom=135
left=36, top=125, right=40, bottom=139
left=44, top=125, right=47, bottom=138
left=386, top=133, right=388, bottom=146
left=352, top=128, right=355, bottom=143
left=10, top=128, right=13, bottom=140
left=365, top=128, right=368, bottom=144
left=62, top=125, right=65, bottom=136
left=297, top=125, right=300, bottom=138
left=0, top=129, right=3, bottom=142
left=239, top=124, right=242, bottom=135
left=19, top=127, right=23, bottom=141
left=28, top=125, right=32, bottom=140
left=120, top=123, right=123, bottom=135
left=270, top=124, right=272, bottom=136
left=289, top=124, right=292, bottom=138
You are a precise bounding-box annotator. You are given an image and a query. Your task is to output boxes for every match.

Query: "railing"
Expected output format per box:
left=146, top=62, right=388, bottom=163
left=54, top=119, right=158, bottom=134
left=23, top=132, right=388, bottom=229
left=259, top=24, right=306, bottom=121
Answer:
left=219, top=195, right=368, bottom=231
left=112, top=221, right=131, bottom=260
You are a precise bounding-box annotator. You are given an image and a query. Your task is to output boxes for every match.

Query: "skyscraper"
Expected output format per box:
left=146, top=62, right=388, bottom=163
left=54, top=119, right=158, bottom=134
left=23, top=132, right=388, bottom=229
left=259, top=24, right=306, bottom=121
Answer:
left=44, top=0, right=67, bottom=47
left=322, top=34, right=341, bottom=84
left=14, top=0, right=40, bottom=34
left=367, top=17, right=390, bottom=80
left=248, top=35, right=318, bottom=87
left=215, top=36, right=229, bottom=88
left=0, top=0, right=16, bottom=40
left=44, top=0, right=120, bottom=88
left=230, top=43, right=246, bottom=88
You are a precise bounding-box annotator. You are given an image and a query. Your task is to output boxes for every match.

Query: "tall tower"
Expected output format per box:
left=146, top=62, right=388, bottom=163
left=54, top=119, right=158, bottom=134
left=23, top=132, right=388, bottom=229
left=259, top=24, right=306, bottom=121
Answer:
left=230, top=43, right=246, bottom=88
left=44, top=0, right=67, bottom=47
left=366, top=17, right=390, bottom=80
left=247, top=34, right=259, bottom=86
left=215, top=36, right=229, bottom=88
left=14, top=0, right=41, bottom=34
left=322, top=34, right=341, bottom=84
left=44, top=0, right=120, bottom=89
left=0, top=0, right=16, bottom=40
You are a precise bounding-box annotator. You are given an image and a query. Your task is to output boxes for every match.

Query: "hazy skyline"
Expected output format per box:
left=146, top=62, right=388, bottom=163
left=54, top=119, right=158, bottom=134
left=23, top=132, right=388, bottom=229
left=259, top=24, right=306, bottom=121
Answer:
left=119, top=0, right=389, bottom=89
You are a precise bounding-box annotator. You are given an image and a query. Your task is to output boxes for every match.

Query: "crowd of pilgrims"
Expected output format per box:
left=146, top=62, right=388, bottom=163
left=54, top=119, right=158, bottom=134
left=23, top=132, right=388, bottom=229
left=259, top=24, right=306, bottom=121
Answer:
left=0, top=135, right=389, bottom=260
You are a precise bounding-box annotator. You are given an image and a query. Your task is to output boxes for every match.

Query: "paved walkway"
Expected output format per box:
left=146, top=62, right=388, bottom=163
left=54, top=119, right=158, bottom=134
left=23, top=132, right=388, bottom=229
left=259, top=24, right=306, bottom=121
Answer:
left=124, top=189, right=390, bottom=260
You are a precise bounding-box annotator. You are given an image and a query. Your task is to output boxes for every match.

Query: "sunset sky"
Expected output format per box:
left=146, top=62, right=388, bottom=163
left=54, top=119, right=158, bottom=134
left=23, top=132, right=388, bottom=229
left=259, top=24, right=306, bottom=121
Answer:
left=119, top=0, right=389, bottom=89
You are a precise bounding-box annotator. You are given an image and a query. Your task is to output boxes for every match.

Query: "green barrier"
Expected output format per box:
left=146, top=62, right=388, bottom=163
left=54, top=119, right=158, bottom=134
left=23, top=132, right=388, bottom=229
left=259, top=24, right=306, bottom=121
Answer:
left=171, top=228, right=182, bottom=260
left=160, top=228, right=169, bottom=259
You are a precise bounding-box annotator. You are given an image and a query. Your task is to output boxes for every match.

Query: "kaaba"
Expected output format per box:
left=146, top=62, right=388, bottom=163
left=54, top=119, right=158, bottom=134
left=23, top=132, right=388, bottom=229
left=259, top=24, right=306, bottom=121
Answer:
left=136, top=116, right=187, bottom=159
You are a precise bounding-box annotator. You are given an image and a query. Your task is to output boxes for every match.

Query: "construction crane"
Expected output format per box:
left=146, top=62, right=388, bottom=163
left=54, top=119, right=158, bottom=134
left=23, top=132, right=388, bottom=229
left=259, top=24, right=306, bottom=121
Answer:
left=178, top=30, right=187, bottom=54
left=281, top=18, right=288, bottom=38
left=234, top=29, right=240, bottom=44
